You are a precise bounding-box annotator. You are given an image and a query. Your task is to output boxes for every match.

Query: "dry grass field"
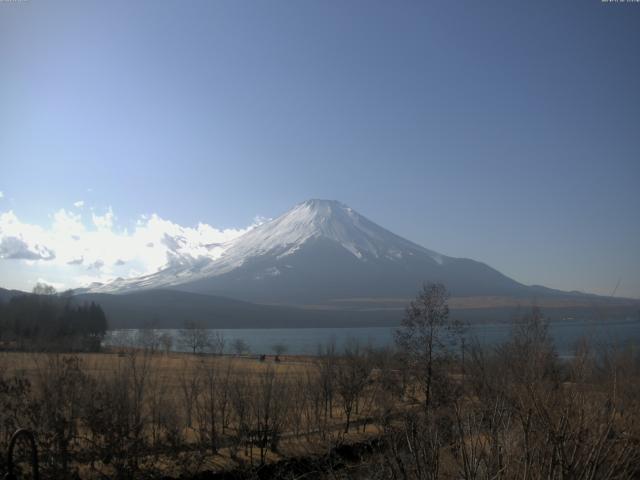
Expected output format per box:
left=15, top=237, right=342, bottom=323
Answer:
left=1, top=307, right=639, bottom=479
left=0, top=348, right=402, bottom=478
left=0, top=350, right=313, bottom=386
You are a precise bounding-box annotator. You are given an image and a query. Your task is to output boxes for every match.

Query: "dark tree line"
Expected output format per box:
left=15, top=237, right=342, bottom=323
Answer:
left=0, top=287, right=108, bottom=351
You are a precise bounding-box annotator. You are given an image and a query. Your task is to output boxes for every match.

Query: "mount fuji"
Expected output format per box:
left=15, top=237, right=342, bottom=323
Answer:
left=89, top=199, right=560, bottom=305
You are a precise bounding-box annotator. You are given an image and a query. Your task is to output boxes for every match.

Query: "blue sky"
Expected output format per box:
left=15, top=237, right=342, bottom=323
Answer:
left=0, top=0, right=639, bottom=297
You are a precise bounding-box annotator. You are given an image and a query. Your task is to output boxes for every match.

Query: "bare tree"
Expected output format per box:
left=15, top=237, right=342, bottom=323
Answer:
left=136, top=328, right=161, bottom=353
left=303, top=367, right=326, bottom=438
left=191, top=357, right=234, bottom=456
left=316, top=340, right=337, bottom=429
left=394, top=283, right=462, bottom=413
left=178, top=320, right=211, bottom=355
left=158, top=331, right=173, bottom=354
left=271, top=342, right=288, bottom=357
left=250, top=366, right=287, bottom=464
left=107, top=329, right=134, bottom=353
left=178, top=360, right=202, bottom=429
left=209, top=330, right=225, bottom=355
left=81, top=349, right=154, bottom=478
left=335, top=340, right=370, bottom=433
left=232, top=338, right=250, bottom=356
left=31, top=354, right=88, bottom=477
left=229, top=373, right=252, bottom=460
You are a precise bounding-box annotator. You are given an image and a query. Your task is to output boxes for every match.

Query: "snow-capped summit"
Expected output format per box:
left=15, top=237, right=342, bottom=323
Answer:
left=90, top=199, right=528, bottom=303
left=218, top=198, right=444, bottom=264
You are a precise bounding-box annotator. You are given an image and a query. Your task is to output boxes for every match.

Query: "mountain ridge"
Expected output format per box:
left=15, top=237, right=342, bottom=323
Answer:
left=84, top=199, right=614, bottom=308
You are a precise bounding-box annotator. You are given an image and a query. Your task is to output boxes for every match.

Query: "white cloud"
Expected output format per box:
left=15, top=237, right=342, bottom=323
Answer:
left=0, top=207, right=258, bottom=289
left=0, top=191, right=4, bottom=199
left=73, top=200, right=84, bottom=208
left=92, top=207, right=115, bottom=230
left=0, top=211, right=56, bottom=260
left=0, top=235, right=55, bottom=260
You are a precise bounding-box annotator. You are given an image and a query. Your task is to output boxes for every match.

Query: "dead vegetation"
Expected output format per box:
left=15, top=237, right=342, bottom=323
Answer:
left=0, top=284, right=638, bottom=479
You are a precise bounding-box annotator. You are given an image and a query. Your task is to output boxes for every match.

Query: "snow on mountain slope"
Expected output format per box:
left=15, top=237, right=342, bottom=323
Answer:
left=207, top=199, right=446, bottom=267
left=90, top=200, right=443, bottom=292
left=89, top=199, right=526, bottom=301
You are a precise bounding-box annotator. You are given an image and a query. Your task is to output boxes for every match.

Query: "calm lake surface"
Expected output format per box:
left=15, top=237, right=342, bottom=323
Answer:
left=107, top=318, right=640, bottom=357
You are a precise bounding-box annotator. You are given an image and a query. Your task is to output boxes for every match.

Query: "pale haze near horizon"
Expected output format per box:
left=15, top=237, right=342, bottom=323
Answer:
left=0, top=1, right=639, bottom=298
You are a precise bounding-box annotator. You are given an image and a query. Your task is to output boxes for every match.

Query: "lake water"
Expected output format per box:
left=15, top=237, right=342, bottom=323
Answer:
left=106, top=318, right=640, bottom=357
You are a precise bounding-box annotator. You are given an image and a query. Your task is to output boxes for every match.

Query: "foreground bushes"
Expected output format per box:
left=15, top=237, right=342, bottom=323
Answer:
left=0, top=307, right=638, bottom=478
